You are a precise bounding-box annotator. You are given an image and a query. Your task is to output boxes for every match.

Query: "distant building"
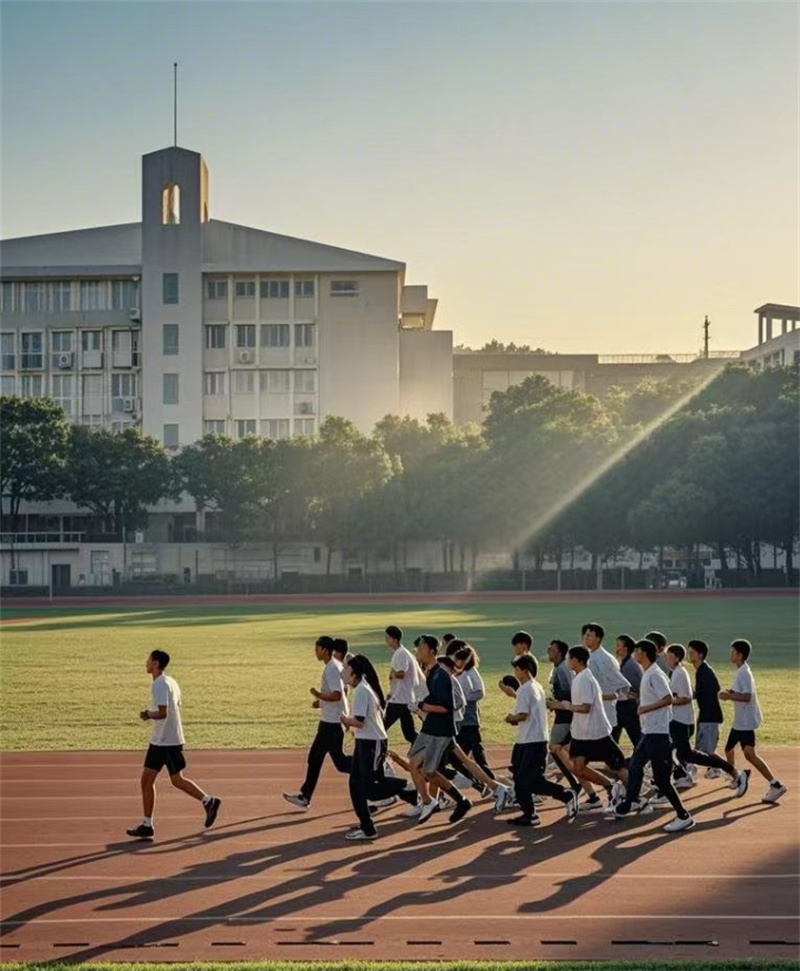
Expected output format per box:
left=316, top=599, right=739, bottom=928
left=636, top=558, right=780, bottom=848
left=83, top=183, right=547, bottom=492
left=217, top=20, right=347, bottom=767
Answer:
left=0, top=145, right=451, bottom=444
left=740, top=303, right=800, bottom=370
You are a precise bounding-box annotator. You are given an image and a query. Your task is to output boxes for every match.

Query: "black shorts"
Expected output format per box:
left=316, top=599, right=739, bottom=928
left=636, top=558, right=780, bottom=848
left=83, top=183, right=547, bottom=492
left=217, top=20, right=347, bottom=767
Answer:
left=144, top=744, right=186, bottom=775
left=725, top=728, right=756, bottom=751
left=569, top=735, right=626, bottom=770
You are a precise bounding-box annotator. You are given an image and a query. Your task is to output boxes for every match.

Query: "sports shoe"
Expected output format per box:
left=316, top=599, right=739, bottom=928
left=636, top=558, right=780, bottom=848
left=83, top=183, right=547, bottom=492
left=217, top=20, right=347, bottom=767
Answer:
left=579, top=794, right=603, bottom=812
left=437, top=790, right=455, bottom=808
left=383, top=760, right=397, bottom=778
left=403, top=800, right=423, bottom=818
left=735, top=769, right=751, bottom=798
left=634, top=799, right=654, bottom=815
left=565, top=790, right=578, bottom=824
left=449, top=798, right=473, bottom=824
left=663, top=814, right=695, bottom=833
left=417, top=800, right=437, bottom=824
left=675, top=776, right=695, bottom=791
left=203, top=796, right=221, bottom=829
left=126, top=823, right=154, bottom=839
left=648, top=794, right=671, bottom=807
left=345, top=828, right=377, bottom=841
left=368, top=797, right=397, bottom=811
left=282, top=793, right=310, bottom=810
left=728, top=777, right=739, bottom=790
left=705, top=767, right=722, bottom=780
left=610, top=780, right=626, bottom=805
left=493, top=784, right=511, bottom=813
left=686, top=763, right=697, bottom=779
left=762, top=782, right=787, bottom=804
left=507, top=814, right=541, bottom=827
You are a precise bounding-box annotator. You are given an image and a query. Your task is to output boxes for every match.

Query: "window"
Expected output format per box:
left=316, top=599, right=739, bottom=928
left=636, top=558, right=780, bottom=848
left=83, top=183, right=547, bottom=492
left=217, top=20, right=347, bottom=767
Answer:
left=330, top=280, right=358, bottom=297
left=21, top=332, right=43, bottom=368
left=51, top=331, right=73, bottom=353
left=204, top=420, right=226, bottom=436
left=163, top=324, right=179, bottom=355
left=80, top=280, right=107, bottom=311
left=203, top=371, right=226, bottom=396
left=51, top=281, right=72, bottom=312
left=162, top=273, right=179, bottom=305
left=235, top=419, right=257, bottom=439
left=162, top=183, right=181, bottom=225
left=262, top=418, right=290, bottom=440
left=295, top=399, right=316, bottom=416
left=111, top=280, right=139, bottom=310
left=295, top=279, right=314, bottom=298
left=260, top=323, right=290, bottom=347
left=207, top=279, right=228, bottom=300
left=0, top=375, right=15, bottom=396
left=163, top=373, right=179, bottom=405
left=260, top=369, right=290, bottom=393
left=111, top=419, right=137, bottom=434
left=81, top=413, right=104, bottom=428
left=1, top=333, right=15, bottom=370
left=163, top=423, right=179, bottom=448
left=23, top=282, right=45, bottom=314
left=1, top=282, right=14, bottom=313
left=261, top=279, right=289, bottom=299
left=111, top=373, right=137, bottom=411
left=235, top=280, right=256, bottom=298
left=82, top=374, right=103, bottom=402
left=295, top=418, right=315, bottom=437
left=205, top=324, right=227, bottom=349
left=235, top=324, right=256, bottom=348
left=20, top=374, right=43, bottom=398
left=233, top=370, right=255, bottom=393
left=295, top=323, right=316, bottom=348
left=82, top=330, right=102, bottom=352
left=9, top=569, right=29, bottom=586
left=295, top=370, right=316, bottom=393
left=51, top=374, right=73, bottom=415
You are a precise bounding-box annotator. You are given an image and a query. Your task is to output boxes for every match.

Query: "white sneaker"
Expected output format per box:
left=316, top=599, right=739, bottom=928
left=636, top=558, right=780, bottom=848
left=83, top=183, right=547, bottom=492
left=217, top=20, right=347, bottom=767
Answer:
left=282, top=793, right=310, bottom=810
left=728, top=777, right=739, bottom=790
left=648, top=795, right=671, bottom=808
left=565, top=790, right=579, bottom=824
left=345, top=828, right=377, bottom=841
left=402, top=800, right=423, bottom=818
left=437, top=792, right=452, bottom=810
left=762, top=782, right=787, bottom=804
left=611, top=780, right=626, bottom=805
left=634, top=799, right=654, bottom=815
left=705, top=767, right=722, bottom=779
left=675, top=777, right=695, bottom=791
left=417, top=800, right=437, bottom=824
left=686, top=764, right=697, bottom=779
left=383, top=760, right=397, bottom=778
left=493, top=784, right=511, bottom=814
left=369, top=797, right=397, bottom=811
left=663, top=815, right=695, bottom=833
left=735, top=769, right=750, bottom=798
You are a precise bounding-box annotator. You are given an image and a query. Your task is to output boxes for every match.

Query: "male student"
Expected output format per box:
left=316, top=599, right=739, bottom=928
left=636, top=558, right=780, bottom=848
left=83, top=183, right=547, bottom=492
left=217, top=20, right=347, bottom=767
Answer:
left=582, top=623, right=631, bottom=735
left=499, top=631, right=533, bottom=697
left=547, top=639, right=586, bottom=798
left=721, top=639, right=786, bottom=804
left=383, top=625, right=421, bottom=744
left=666, top=643, right=748, bottom=795
left=612, top=634, right=643, bottom=751
left=127, top=650, right=221, bottom=840
left=283, top=636, right=351, bottom=810
left=687, top=639, right=725, bottom=776
left=645, top=630, right=670, bottom=675
left=505, top=653, right=578, bottom=826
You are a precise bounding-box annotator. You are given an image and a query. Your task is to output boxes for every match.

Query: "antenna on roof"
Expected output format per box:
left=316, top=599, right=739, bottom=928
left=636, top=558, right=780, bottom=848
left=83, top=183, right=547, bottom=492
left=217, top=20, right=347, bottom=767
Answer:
left=173, top=62, right=178, bottom=147
left=703, top=315, right=710, bottom=359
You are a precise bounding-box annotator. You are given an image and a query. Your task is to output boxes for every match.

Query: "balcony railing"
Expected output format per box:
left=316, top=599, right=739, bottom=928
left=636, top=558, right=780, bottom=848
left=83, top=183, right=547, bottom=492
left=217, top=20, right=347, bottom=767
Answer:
left=1, top=532, right=85, bottom=546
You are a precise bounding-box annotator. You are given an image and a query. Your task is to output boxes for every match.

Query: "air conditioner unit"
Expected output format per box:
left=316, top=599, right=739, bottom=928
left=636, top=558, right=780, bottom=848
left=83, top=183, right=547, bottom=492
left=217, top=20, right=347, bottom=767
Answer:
left=57, top=352, right=73, bottom=368
left=129, top=308, right=141, bottom=322
left=122, top=398, right=135, bottom=412
left=238, top=349, right=252, bottom=364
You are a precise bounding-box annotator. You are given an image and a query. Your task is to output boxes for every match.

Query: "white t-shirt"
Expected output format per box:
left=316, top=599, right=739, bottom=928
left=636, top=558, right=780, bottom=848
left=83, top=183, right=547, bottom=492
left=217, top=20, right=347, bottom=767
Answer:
left=639, top=664, right=672, bottom=734
left=570, top=668, right=612, bottom=740
left=351, top=681, right=388, bottom=741
left=320, top=658, right=348, bottom=723
left=669, top=665, right=694, bottom=726
left=150, top=674, right=185, bottom=746
left=388, top=645, right=420, bottom=707
left=512, top=678, right=549, bottom=744
left=587, top=646, right=630, bottom=728
left=731, top=664, right=763, bottom=730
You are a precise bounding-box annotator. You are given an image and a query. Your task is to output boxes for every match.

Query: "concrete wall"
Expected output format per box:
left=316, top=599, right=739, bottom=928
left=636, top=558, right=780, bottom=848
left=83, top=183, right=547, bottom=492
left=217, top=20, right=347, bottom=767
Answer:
left=399, top=329, right=453, bottom=421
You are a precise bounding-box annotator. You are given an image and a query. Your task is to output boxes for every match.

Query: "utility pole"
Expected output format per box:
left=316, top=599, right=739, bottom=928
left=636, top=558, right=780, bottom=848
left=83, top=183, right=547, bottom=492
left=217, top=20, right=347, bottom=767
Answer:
left=703, top=315, right=710, bottom=359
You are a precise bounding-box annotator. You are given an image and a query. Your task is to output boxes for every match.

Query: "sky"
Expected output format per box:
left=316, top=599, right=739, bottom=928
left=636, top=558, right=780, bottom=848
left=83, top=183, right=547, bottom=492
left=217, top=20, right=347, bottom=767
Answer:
left=1, top=1, right=797, bottom=354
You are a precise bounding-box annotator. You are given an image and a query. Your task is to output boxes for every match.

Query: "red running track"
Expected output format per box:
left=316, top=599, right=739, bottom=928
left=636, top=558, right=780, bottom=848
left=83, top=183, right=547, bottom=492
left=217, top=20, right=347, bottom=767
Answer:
left=0, top=748, right=798, bottom=964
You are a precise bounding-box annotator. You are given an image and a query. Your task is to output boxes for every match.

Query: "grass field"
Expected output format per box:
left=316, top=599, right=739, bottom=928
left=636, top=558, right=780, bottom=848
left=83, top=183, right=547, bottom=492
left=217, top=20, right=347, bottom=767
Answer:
left=1, top=596, right=798, bottom=751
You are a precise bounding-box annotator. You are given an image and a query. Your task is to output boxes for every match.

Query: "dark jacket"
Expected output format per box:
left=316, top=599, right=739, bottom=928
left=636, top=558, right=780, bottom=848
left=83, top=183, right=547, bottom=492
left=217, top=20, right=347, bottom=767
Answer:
left=420, top=664, right=456, bottom=737
left=694, top=661, right=723, bottom=723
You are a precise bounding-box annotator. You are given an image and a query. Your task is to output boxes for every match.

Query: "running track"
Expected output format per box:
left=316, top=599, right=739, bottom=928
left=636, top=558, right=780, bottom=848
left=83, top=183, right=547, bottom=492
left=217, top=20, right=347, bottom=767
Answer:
left=0, top=748, right=798, bottom=963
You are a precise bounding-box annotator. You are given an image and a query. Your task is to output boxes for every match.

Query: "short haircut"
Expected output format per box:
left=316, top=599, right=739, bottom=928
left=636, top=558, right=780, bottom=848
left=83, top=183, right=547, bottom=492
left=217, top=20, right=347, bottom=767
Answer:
left=502, top=674, right=520, bottom=691
left=512, top=653, right=538, bottom=677
left=150, top=649, right=170, bottom=670
left=645, top=630, right=667, bottom=650
left=568, top=645, right=590, bottom=666
left=731, top=638, right=752, bottom=661
left=385, top=625, right=402, bottom=642
left=442, top=633, right=456, bottom=644
left=635, top=639, right=657, bottom=663
left=581, top=622, right=605, bottom=640
left=550, top=639, right=569, bottom=660
left=332, top=637, right=348, bottom=656
left=688, top=639, right=709, bottom=659
left=511, top=630, right=533, bottom=648
left=438, top=655, right=456, bottom=671
left=315, top=635, right=335, bottom=654
left=667, top=643, right=686, bottom=662
left=454, top=645, right=477, bottom=670
left=616, top=634, right=635, bottom=657
left=420, top=634, right=439, bottom=654
left=445, top=637, right=467, bottom=657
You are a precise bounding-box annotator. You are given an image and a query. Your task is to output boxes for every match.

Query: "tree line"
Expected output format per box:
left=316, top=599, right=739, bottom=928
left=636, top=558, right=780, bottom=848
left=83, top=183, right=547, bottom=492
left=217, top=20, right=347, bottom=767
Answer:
left=1, top=364, right=797, bottom=583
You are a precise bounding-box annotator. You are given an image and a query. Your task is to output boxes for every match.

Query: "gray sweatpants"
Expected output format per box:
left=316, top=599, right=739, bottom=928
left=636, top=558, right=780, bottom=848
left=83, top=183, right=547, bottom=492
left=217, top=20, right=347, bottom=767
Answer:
left=695, top=722, right=720, bottom=754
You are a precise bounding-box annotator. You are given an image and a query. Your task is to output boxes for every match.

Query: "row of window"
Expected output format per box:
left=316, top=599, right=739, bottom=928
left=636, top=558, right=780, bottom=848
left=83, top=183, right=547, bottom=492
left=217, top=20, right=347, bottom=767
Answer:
left=204, top=369, right=317, bottom=395
left=208, top=279, right=317, bottom=300
left=199, top=418, right=316, bottom=441
left=205, top=323, right=315, bottom=349
left=0, top=373, right=139, bottom=414
left=1, top=280, right=139, bottom=314
left=1, top=330, right=138, bottom=370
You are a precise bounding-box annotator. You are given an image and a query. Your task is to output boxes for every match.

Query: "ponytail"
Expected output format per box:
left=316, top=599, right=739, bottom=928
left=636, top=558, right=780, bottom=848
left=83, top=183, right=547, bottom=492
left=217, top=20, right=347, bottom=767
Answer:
left=348, top=654, right=386, bottom=709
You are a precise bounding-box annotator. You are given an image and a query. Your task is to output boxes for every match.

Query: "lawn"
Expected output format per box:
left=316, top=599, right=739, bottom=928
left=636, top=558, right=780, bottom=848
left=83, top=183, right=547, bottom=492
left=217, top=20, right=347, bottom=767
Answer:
left=1, top=596, right=797, bottom=751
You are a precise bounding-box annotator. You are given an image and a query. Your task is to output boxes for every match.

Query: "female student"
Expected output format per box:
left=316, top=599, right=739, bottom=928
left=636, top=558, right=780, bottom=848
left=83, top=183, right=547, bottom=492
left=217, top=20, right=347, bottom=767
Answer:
left=340, top=654, right=416, bottom=841
left=454, top=644, right=495, bottom=779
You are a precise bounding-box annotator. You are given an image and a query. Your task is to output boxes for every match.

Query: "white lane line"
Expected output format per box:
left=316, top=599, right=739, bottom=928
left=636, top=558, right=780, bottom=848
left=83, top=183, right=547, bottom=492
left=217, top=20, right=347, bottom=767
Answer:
left=2, top=873, right=797, bottom=882
left=1, top=914, right=797, bottom=924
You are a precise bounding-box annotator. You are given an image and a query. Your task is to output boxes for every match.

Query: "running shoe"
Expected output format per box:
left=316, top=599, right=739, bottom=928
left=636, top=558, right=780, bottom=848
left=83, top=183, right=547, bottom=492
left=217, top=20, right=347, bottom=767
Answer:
left=506, top=814, right=542, bottom=827
left=493, top=784, right=511, bottom=813
left=449, top=798, right=473, bottom=824
left=579, top=794, right=603, bottom=813
left=126, top=823, right=154, bottom=839
left=762, top=782, right=787, bottom=804
left=345, top=828, right=377, bottom=841
left=204, top=796, right=221, bottom=829
left=565, top=790, right=579, bottom=824
left=417, top=800, right=437, bottom=824
left=403, top=800, right=423, bottom=819
left=675, top=776, right=696, bottom=791
left=704, top=767, right=722, bottom=780
left=648, top=794, right=671, bottom=808
left=368, top=797, right=398, bottom=811
left=735, top=769, right=751, bottom=798
left=282, top=793, right=310, bottom=810
left=663, top=814, right=695, bottom=833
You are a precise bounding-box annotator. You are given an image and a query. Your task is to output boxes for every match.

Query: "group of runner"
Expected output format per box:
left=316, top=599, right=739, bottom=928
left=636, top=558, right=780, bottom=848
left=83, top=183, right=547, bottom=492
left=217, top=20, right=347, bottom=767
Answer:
left=126, top=623, right=787, bottom=843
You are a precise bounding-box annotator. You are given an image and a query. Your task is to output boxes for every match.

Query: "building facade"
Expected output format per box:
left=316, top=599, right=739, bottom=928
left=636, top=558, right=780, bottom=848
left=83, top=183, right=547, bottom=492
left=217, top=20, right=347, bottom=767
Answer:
left=0, top=146, right=451, bottom=445
left=740, top=303, right=800, bottom=370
